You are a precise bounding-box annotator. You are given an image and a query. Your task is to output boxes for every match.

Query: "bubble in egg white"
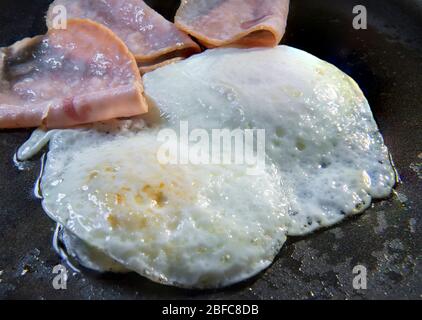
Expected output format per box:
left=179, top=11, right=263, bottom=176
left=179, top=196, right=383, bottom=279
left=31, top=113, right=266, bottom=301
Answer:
left=60, top=227, right=129, bottom=273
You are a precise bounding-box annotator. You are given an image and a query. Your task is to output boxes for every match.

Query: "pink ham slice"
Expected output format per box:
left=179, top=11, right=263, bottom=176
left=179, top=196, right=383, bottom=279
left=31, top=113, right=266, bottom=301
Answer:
left=175, top=0, right=290, bottom=48
left=46, top=0, right=201, bottom=73
left=0, top=19, right=148, bottom=129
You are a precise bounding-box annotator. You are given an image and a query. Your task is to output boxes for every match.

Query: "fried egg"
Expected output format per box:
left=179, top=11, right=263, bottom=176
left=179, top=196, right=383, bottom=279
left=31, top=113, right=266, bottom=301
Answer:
left=143, top=45, right=396, bottom=235
left=20, top=45, right=395, bottom=288
left=30, top=121, right=289, bottom=288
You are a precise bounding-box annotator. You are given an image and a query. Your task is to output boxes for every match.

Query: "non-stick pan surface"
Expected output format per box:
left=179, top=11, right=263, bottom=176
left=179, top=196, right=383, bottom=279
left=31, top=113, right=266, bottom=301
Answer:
left=0, top=0, right=421, bottom=299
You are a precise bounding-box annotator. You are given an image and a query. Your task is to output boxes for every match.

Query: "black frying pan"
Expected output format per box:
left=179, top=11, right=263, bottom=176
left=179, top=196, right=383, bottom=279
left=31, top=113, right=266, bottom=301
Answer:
left=0, top=0, right=421, bottom=299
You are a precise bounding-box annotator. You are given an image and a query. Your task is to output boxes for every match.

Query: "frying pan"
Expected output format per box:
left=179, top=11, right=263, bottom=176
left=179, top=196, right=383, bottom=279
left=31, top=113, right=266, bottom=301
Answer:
left=0, top=0, right=421, bottom=300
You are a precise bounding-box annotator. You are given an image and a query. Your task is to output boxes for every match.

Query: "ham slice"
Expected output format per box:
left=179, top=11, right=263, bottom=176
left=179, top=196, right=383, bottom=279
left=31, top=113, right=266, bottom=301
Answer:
left=0, top=19, right=147, bottom=129
left=175, top=0, right=290, bottom=48
left=46, top=0, right=201, bottom=73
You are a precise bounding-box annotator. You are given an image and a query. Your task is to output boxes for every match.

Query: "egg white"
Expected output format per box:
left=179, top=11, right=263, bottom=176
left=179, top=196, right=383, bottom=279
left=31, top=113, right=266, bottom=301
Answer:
left=34, top=122, right=288, bottom=288
left=143, top=45, right=396, bottom=235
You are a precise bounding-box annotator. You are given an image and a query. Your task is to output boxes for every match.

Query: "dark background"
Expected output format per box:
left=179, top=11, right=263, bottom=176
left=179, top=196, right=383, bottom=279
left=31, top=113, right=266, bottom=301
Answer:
left=0, top=0, right=421, bottom=299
